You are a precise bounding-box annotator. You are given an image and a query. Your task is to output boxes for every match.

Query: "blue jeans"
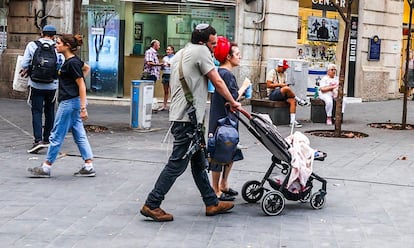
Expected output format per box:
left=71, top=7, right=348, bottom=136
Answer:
left=46, top=97, right=93, bottom=164
left=145, top=122, right=218, bottom=209
left=30, top=87, right=56, bottom=143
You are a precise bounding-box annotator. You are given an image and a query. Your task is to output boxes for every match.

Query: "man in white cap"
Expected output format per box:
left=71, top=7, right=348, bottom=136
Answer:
left=21, top=24, right=64, bottom=153
left=266, top=59, right=308, bottom=127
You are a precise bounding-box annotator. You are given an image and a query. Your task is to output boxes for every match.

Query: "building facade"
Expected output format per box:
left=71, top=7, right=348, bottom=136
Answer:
left=0, top=0, right=406, bottom=101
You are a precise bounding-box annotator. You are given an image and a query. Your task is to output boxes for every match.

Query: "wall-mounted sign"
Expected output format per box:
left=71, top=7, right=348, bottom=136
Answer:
left=348, top=16, right=358, bottom=97
left=368, top=35, right=381, bottom=61
left=312, top=0, right=346, bottom=11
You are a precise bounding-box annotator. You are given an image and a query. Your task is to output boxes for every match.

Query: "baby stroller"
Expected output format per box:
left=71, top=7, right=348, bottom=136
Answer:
left=236, top=110, right=327, bottom=216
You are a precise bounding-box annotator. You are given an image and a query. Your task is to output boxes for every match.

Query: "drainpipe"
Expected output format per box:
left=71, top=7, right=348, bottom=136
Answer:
left=252, top=0, right=266, bottom=95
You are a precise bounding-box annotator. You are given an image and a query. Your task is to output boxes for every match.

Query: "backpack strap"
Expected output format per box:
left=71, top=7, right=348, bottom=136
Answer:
left=33, top=40, right=42, bottom=48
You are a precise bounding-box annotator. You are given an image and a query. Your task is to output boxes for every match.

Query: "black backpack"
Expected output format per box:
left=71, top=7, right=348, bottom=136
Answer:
left=30, top=40, right=58, bottom=83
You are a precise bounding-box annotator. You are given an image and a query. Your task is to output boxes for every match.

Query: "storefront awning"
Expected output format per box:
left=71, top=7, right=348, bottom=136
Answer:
left=120, top=0, right=236, bottom=7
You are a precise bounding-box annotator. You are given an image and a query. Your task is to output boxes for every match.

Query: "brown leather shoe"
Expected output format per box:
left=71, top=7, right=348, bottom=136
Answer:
left=205, top=201, right=234, bottom=216
left=140, top=205, right=173, bottom=222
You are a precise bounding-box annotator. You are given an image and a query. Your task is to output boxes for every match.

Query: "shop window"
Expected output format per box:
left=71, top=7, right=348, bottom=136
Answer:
left=133, top=4, right=235, bottom=55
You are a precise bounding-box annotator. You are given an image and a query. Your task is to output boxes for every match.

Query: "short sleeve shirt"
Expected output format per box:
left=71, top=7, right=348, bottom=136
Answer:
left=143, top=47, right=160, bottom=79
left=319, top=75, right=338, bottom=97
left=208, top=68, right=239, bottom=134
left=169, top=43, right=215, bottom=124
left=58, top=56, right=84, bottom=102
left=162, top=54, right=174, bottom=75
left=265, top=69, right=287, bottom=95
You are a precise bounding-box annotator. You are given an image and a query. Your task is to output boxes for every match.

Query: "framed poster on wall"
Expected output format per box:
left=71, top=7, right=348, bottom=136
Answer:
left=134, top=22, right=143, bottom=42
left=307, top=16, right=339, bottom=42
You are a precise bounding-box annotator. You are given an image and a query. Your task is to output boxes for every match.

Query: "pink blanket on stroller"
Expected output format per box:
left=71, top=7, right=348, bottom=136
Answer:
left=284, top=131, right=314, bottom=192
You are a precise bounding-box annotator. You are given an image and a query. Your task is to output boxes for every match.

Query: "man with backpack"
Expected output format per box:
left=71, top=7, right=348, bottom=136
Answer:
left=20, top=25, right=63, bottom=154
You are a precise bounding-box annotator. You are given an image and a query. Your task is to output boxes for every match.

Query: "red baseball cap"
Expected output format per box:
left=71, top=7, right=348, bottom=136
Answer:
left=277, top=59, right=289, bottom=69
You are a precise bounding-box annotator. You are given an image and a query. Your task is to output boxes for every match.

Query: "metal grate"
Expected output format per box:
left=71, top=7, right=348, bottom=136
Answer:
left=129, top=0, right=236, bottom=14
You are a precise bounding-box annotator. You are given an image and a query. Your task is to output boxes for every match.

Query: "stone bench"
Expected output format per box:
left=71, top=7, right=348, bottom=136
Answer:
left=251, top=99, right=290, bottom=125
left=310, top=98, right=335, bottom=123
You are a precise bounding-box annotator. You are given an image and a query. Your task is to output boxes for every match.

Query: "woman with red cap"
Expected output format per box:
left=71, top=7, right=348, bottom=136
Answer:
left=208, top=36, right=251, bottom=201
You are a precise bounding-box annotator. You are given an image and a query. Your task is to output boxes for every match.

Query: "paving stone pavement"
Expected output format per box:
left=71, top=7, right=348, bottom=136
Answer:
left=0, top=97, right=414, bottom=248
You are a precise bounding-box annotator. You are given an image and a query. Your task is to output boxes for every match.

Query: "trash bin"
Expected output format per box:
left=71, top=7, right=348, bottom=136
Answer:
left=131, top=80, right=155, bottom=129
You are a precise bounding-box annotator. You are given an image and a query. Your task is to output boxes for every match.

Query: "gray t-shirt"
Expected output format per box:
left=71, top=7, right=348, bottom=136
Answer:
left=169, top=43, right=215, bottom=124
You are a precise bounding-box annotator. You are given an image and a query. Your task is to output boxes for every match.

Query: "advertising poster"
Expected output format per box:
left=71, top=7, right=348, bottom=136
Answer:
left=88, top=7, right=120, bottom=97
left=307, top=16, right=339, bottom=42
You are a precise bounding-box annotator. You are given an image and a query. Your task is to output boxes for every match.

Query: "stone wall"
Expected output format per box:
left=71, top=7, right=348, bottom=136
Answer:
left=237, top=0, right=298, bottom=98
left=355, top=0, right=403, bottom=100
left=359, top=66, right=390, bottom=101
left=0, top=0, right=69, bottom=99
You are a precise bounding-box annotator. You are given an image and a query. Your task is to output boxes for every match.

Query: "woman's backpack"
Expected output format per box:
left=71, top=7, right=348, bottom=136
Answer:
left=207, top=115, right=239, bottom=164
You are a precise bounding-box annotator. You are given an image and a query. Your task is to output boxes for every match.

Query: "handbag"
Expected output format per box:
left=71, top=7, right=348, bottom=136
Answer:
left=141, top=72, right=151, bottom=80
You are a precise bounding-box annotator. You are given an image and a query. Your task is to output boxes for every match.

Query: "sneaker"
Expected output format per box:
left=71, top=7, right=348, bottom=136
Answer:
left=140, top=205, right=174, bottom=222
left=27, top=166, right=50, bottom=178
left=296, top=97, right=309, bottom=106
left=289, top=121, right=303, bottom=128
left=326, top=117, right=333, bottom=125
left=206, top=201, right=234, bottom=216
left=27, top=141, right=49, bottom=154
left=237, top=143, right=247, bottom=149
left=73, top=167, right=96, bottom=177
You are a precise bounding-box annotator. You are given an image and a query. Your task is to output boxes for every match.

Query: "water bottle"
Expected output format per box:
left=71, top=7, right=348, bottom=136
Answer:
left=313, top=86, right=319, bottom=99
left=208, top=81, right=215, bottom=93
left=245, top=84, right=252, bottom=99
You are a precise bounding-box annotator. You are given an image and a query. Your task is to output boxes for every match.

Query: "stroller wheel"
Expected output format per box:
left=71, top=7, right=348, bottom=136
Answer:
left=261, top=191, right=285, bottom=216
left=310, top=192, right=326, bottom=209
left=242, top=180, right=264, bottom=203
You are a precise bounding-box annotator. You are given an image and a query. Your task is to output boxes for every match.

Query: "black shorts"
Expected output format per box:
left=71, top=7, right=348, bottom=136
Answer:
left=269, top=87, right=287, bottom=101
left=162, top=74, right=170, bottom=85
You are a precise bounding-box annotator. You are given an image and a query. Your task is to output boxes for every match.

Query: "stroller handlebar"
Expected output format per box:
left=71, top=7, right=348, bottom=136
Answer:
left=236, top=107, right=251, bottom=119
left=225, top=103, right=252, bottom=119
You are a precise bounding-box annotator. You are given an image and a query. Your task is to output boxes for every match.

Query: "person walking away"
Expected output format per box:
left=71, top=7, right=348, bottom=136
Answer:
left=142, top=39, right=162, bottom=82
left=140, top=24, right=243, bottom=222
left=20, top=25, right=64, bottom=154
left=160, top=45, right=175, bottom=111
left=27, top=34, right=96, bottom=178
left=318, top=64, right=346, bottom=125
left=208, top=36, right=251, bottom=201
left=266, top=59, right=308, bottom=127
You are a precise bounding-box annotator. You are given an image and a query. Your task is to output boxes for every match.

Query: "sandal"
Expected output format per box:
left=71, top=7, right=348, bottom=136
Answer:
left=218, top=192, right=235, bottom=201
left=314, top=150, right=327, bottom=161
left=221, top=188, right=238, bottom=196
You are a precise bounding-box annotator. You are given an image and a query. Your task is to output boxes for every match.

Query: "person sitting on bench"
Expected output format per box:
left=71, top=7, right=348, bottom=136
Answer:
left=318, top=63, right=346, bottom=125
left=266, top=59, right=308, bottom=128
